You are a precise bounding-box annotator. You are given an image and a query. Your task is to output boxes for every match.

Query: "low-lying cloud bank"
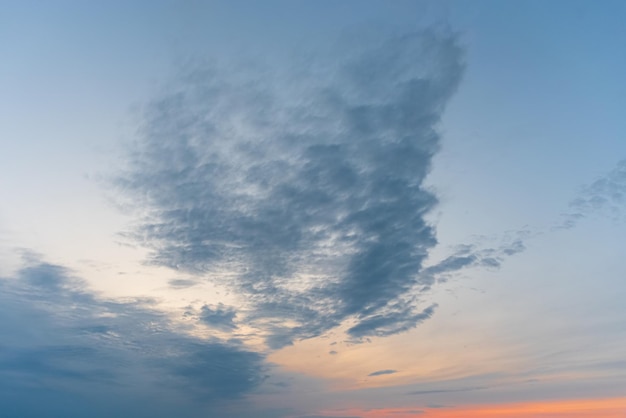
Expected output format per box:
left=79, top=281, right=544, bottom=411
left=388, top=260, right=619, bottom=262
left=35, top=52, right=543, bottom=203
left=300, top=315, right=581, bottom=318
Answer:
left=0, top=255, right=267, bottom=417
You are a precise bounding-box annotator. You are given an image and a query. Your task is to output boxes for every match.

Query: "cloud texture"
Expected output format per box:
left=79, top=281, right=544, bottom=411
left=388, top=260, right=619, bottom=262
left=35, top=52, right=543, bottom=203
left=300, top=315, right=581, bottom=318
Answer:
left=118, top=31, right=465, bottom=347
left=0, top=256, right=266, bottom=417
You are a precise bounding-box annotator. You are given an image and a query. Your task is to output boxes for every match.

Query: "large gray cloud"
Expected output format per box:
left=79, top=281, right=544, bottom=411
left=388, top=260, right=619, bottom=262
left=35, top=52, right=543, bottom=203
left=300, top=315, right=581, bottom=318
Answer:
left=0, top=255, right=267, bottom=417
left=117, top=31, right=466, bottom=347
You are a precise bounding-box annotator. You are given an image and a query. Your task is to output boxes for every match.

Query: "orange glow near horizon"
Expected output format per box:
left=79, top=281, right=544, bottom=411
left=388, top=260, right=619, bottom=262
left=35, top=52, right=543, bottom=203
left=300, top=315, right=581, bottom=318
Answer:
left=311, top=397, right=626, bottom=418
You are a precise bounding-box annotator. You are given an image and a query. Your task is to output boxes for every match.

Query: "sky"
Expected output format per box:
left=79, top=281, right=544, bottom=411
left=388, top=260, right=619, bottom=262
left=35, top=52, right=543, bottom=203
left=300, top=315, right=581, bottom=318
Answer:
left=1, top=1, right=626, bottom=417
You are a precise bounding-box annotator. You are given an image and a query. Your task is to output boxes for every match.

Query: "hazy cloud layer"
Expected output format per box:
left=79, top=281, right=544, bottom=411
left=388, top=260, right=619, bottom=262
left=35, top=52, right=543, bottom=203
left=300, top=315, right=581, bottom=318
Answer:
left=117, top=31, right=465, bottom=347
left=0, top=256, right=267, bottom=417
left=298, top=416, right=362, bottom=418
left=406, top=386, right=485, bottom=396
left=168, top=278, right=199, bottom=289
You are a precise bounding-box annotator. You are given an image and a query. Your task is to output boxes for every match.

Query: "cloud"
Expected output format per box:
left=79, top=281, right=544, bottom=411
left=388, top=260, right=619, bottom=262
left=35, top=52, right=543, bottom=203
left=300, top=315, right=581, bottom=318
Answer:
left=0, top=255, right=267, bottom=417
left=406, top=386, right=486, bottom=396
left=347, top=304, right=437, bottom=338
left=560, top=159, right=626, bottom=228
left=368, top=369, right=397, bottom=377
left=415, top=233, right=529, bottom=290
left=199, top=303, right=238, bottom=331
left=116, top=30, right=465, bottom=347
left=166, top=342, right=264, bottom=400
left=168, top=278, right=198, bottom=289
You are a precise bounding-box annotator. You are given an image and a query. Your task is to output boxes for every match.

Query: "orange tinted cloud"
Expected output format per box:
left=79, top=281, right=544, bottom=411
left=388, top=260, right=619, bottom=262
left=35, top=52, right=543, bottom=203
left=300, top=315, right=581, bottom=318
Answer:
left=313, top=397, right=626, bottom=418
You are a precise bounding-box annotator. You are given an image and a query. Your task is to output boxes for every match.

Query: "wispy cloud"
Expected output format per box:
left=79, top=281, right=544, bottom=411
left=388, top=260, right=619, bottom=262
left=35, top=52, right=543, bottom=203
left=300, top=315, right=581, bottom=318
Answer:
left=406, top=386, right=486, bottom=396
left=559, top=159, right=626, bottom=228
left=116, top=30, right=465, bottom=347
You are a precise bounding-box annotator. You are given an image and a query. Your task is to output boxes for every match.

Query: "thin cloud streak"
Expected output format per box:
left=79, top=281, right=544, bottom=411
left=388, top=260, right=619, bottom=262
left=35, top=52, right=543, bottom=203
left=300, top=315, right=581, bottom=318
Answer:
left=368, top=369, right=398, bottom=377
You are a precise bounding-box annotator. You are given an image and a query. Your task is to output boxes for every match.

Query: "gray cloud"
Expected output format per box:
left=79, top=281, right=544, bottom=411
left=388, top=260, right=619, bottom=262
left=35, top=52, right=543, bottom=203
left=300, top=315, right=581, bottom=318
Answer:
left=368, top=369, right=397, bottom=377
left=116, top=30, right=465, bottom=347
left=0, top=256, right=267, bottom=417
left=416, top=234, right=529, bottom=289
left=199, top=304, right=238, bottom=331
left=167, top=342, right=264, bottom=400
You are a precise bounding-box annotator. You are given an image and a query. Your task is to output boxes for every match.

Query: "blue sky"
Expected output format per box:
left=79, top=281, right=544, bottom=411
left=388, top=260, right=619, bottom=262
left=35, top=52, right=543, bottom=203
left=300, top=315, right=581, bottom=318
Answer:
left=1, top=1, right=626, bottom=417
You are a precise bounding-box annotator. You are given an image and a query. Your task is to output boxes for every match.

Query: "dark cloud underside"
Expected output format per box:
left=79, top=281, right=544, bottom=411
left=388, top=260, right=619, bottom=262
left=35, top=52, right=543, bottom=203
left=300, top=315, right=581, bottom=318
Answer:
left=118, top=31, right=465, bottom=347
